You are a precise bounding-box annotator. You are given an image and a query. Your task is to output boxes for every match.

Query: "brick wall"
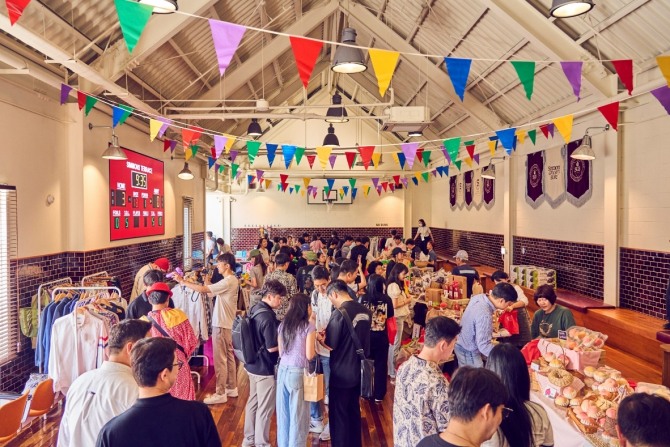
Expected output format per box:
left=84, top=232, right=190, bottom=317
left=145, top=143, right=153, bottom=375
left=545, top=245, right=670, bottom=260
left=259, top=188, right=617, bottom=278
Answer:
left=430, top=227, right=505, bottom=270
left=513, top=236, right=604, bottom=300
left=619, top=248, right=670, bottom=319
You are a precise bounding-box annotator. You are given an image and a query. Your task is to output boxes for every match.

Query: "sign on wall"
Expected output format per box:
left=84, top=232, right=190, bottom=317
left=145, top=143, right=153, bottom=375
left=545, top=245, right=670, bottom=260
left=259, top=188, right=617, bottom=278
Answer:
left=109, top=148, right=165, bottom=241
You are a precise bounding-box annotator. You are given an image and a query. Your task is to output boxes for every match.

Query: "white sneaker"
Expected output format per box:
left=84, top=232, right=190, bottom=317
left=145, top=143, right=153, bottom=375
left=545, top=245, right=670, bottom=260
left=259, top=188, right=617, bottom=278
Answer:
left=204, top=393, right=228, bottom=405
left=319, top=423, right=331, bottom=441
left=309, top=420, right=324, bottom=434
left=226, top=388, right=239, bottom=397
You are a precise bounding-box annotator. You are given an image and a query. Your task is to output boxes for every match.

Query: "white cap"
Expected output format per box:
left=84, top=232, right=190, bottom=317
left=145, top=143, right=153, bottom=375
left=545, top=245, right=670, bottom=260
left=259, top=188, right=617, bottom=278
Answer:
left=455, top=250, right=469, bottom=261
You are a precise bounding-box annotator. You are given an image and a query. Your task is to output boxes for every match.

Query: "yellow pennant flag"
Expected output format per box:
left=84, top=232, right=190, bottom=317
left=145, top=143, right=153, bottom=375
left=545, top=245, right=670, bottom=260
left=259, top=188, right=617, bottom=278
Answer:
left=516, top=130, right=526, bottom=145
left=392, top=152, right=400, bottom=165
left=464, top=157, right=473, bottom=168
left=185, top=147, right=192, bottom=161
left=364, top=185, right=371, bottom=197
left=223, top=134, right=236, bottom=153
left=369, top=49, right=400, bottom=97
left=657, top=56, right=670, bottom=87
left=301, top=189, right=306, bottom=197
left=303, top=178, right=311, bottom=188
left=265, top=179, right=272, bottom=190
left=149, top=119, right=162, bottom=142
left=414, top=173, right=421, bottom=183
left=316, top=146, right=332, bottom=169
left=553, top=114, right=574, bottom=144
left=488, top=140, right=497, bottom=157
left=371, top=152, right=382, bottom=168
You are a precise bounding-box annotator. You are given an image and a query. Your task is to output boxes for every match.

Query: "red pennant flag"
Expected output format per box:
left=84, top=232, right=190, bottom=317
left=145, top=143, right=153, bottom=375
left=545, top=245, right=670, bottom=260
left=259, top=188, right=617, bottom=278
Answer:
left=290, top=36, right=323, bottom=89
left=358, top=146, right=375, bottom=170
left=345, top=151, right=357, bottom=169
left=280, top=174, right=289, bottom=185
left=389, top=184, right=395, bottom=192
left=163, top=140, right=171, bottom=152
left=465, top=144, right=475, bottom=159
left=597, top=101, right=619, bottom=131
left=77, top=91, right=87, bottom=110
left=539, top=124, right=551, bottom=139
left=306, top=154, right=316, bottom=169
left=381, top=182, right=388, bottom=192
left=6, top=0, right=32, bottom=25
left=211, top=147, right=216, bottom=159
left=393, top=175, right=400, bottom=185
left=612, top=59, right=633, bottom=95
left=182, top=126, right=203, bottom=151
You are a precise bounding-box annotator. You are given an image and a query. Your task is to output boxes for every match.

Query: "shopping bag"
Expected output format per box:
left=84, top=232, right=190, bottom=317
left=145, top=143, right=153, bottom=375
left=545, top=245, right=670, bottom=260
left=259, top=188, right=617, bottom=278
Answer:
left=361, top=359, right=374, bottom=399
left=499, top=310, right=520, bottom=335
left=304, top=371, right=325, bottom=402
left=387, top=316, right=397, bottom=345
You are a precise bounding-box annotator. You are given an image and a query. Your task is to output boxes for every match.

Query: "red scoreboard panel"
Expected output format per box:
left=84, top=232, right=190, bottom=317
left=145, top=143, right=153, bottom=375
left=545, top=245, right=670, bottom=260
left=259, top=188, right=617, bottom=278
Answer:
left=109, top=148, right=165, bottom=241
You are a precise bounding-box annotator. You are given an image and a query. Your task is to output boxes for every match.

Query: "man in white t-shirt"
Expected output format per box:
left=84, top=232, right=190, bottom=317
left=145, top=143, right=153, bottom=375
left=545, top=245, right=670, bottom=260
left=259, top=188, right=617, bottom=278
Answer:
left=57, top=319, right=152, bottom=447
left=175, top=252, right=239, bottom=404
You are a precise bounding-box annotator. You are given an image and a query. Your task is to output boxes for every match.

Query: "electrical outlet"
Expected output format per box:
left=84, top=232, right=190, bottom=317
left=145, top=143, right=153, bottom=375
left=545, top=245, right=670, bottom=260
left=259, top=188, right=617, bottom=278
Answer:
left=500, top=247, right=507, bottom=255
left=522, top=247, right=526, bottom=255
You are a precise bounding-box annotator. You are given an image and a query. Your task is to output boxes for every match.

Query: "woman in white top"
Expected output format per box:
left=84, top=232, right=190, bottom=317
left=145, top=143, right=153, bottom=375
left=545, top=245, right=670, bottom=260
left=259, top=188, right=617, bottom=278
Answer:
left=257, top=237, right=271, bottom=264
left=483, top=343, right=554, bottom=447
left=385, top=263, right=411, bottom=381
left=414, top=218, right=433, bottom=252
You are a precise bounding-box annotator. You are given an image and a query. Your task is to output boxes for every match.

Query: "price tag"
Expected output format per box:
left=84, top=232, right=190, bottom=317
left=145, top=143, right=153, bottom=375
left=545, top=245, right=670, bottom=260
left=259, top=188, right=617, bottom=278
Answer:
left=531, top=362, right=540, bottom=371
left=558, top=330, right=568, bottom=340
left=544, top=387, right=558, bottom=399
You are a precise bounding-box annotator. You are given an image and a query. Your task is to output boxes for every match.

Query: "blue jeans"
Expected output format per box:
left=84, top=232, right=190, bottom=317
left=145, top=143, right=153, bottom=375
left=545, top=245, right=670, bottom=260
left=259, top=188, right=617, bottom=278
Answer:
left=309, top=355, right=330, bottom=421
left=276, top=365, right=309, bottom=447
left=454, top=343, right=484, bottom=368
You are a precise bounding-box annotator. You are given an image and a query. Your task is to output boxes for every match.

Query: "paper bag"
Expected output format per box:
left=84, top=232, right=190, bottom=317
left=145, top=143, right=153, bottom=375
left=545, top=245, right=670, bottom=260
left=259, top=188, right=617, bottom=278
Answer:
left=304, top=371, right=325, bottom=402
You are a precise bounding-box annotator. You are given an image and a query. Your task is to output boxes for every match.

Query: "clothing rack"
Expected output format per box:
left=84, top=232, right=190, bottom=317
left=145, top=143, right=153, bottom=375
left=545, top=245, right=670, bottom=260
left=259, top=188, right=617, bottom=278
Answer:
left=36, top=277, right=73, bottom=337
left=81, top=271, right=111, bottom=287
left=50, top=285, right=122, bottom=303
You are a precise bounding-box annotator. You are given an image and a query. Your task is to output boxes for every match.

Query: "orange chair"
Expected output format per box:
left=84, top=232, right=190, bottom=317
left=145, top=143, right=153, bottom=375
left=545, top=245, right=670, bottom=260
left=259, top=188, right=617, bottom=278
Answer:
left=0, top=393, right=29, bottom=443
left=27, top=379, right=54, bottom=418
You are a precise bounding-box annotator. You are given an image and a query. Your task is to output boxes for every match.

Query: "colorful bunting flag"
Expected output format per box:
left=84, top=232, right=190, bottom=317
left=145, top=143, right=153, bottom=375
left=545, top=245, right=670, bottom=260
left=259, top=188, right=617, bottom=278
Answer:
left=213, top=135, right=228, bottom=159
left=326, top=178, right=335, bottom=192
left=464, top=157, right=473, bottom=168
left=371, top=178, right=379, bottom=189
left=511, top=61, right=535, bottom=100
left=60, top=84, right=72, bottom=105
left=560, top=61, right=583, bottom=100
left=289, top=187, right=294, bottom=194
left=316, top=147, right=331, bottom=169
left=528, top=129, right=537, bottom=145
left=371, top=152, right=382, bottom=168
left=443, top=137, right=461, bottom=164
left=453, top=160, right=462, bottom=171
left=157, top=118, right=171, bottom=139
left=265, top=179, right=272, bottom=190
left=149, top=119, right=163, bottom=142
left=381, top=182, right=388, bottom=192
left=77, top=91, right=86, bottom=110
left=657, top=56, right=670, bottom=88
left=516, top=130, right=526, bottom=145
left=223, top=134, right=236, bottom=153
left=553, top=114, right=574, bottom=144
left=114, top=0, right=153, bottom=54
left=280, top=174, right=289, bottom=186
left=401, top=143, right=419, bottom=169
left=84, top=95, right=97, bottom=116
left=289, top=36, right=323, bottom=88
left=421, top=172, right=430, bottom=183
left=421, top=150, right=431, bottom=167
left=496, top=128, right=517, bottom=155
left=248, top=175, right=255, bottom=186
left=112, top=105, right=133, bottom=127
left=219, top=164, right=225, bottom=174
left=357, top=146, right=375, bottom=170
left=263, top=143, right=277, bottom=167
left=349, top=178, right=357, bottom=189
left=401, top=178, right=409, bottom=188
left=651, top=86, right=670, bottom=115
left=597, top=101, right=620, bottom=130
left=444, top=57, right=472, bottom=101
left=303, top=178, right=311, bottom=189
left=411, top=176, right=419, bottom=186
left=487, top=141, right=497, bottom=156
left=539, top=124, right=551, bottom=139
left=295, top=185, right=301, bottom=193
left=282, top=145, right=296, bottom=169
left=181, top=127, right=203, bottom=152
left=393, top=175, right=401, bottom=185
left=163, top=139, right=176, bottom=153
left=294, top=147, right=305, bottom=165
left=345, top=152, right=357, bottom=169
left=246, top=140, right=261, bottom=164
left=191, top=145, right=199, bottom=159
left=208, top=20, right=246, bottom=76
left=465, top=143, right=475, bottom=160
left=256, top=170, right=264, bottom=182
left=306, top=154, right=316, bottom=169
left=352, top=188, right=358, bottom=199
left=397, top=152, right=407, bottom=170
left=229, top=150, right=239, bottom=163
left=6, top=0, right=33, bottom=25
left=364, top=186, right=371, bottom=197
left=473, top=154, right=480, bottom=165
left=329, top=154, right=337, bottom=169
left=612, top=59, right=634, bottom=95
left=368, top=49, right=400, bottom=97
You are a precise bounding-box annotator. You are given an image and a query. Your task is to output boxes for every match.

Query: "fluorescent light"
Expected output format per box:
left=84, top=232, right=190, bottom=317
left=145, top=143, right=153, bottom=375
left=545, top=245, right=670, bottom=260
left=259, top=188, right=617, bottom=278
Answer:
left=138, top=0, right=178, bottom=14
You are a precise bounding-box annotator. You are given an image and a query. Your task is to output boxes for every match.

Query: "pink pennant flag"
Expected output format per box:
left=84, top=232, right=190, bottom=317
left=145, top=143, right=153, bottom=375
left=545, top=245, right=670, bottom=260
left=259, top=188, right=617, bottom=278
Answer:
left=214, top=135, right=228, bottom=158
left=560, top=61, right=583, bottom=100
left=209, top=20, right=246, bottom=76
left=401, top=143, right=419, bottom=169
left=329, top=154, right=337, bottom=169
left=401, top=178, right=409, bottom=187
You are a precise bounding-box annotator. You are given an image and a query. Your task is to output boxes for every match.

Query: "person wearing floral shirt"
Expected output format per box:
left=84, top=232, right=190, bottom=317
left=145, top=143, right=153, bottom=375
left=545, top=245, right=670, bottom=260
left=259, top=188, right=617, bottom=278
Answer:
left=263, top=252, right=298, bottom=321
left=393, top=317, right=461, bottom=447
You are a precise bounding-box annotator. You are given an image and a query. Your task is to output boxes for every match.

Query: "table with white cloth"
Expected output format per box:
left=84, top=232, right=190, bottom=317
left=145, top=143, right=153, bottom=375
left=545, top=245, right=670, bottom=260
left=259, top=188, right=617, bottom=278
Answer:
left=530, top=391, right=595, bottom=447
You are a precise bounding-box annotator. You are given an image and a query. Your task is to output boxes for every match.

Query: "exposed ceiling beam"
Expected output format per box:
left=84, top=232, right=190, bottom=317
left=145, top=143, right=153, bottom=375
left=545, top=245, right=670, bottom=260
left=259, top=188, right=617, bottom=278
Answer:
left=81, top=0, right=218, bottom=94
left=273, top=60, right=284, bottom=87
left=488, top=0, right=615, bottom=98
left=294, top=0, right=302, bottom=20
left=168, top=40, right=212, bottom=89
left=405, top=0, right=437, bottom=43
left=576, top=0, right=650, bottom=45
left=347, top=2, right=507, bottom=132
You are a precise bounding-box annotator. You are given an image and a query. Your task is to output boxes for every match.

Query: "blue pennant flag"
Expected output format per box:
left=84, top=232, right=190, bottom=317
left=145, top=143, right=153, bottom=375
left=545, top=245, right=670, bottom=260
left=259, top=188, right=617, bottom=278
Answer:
left=342, top=186, right=350, bottom=196
left=495, top=128, right=517, bottom=155
left=282, top=145, right=297, bottom=169
left=398, top=152, right=407, bottom=169
left=352, top=187, right=358, bottom=199
left=445, top=57, right=472, bottom=102
left=266, top=143, right=278, bottom=167
left=412, top=176, right=419, bottom=186
left=326, top=178, right=335, bottom=191
left=247, top=174, right=255, bottom=185
left=208, top=157, right=215, bottom=169
left=443, top=165, right=449, bottom=177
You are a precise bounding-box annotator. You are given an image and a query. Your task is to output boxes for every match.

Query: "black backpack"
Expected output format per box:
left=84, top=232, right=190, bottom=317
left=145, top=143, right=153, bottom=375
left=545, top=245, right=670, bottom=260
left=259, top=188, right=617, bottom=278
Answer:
left=231, top=307, right=271, bottom=364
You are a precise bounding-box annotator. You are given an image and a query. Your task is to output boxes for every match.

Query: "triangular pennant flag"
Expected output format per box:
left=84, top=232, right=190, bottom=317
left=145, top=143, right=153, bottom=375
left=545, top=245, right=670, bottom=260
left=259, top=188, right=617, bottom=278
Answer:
left=412, top=176, right=419, bottom=186
left=421, top=150, right=431, bottom=167
left=496, top=128, right=517, bottom=155
left=397, top=152, right=407, bottom=170
left=612, top=59, right=634, bottom=95
left=112, top=105, right=133, bottom=127
left=368, top=49, right=400, bottom=97
left=214, top=163, right=220, bottom=172
left=163, top=139, right=172, bottom=152
left=539, top=124, right=550, bottom=139
left=282, top=183, right=288, bottom=192
left=323, top=186, right=330, bottom=196
left=547, top=123, right=555, bottom=138
left=473, top=154, right=480, bottom=165
left=376, top=186, right=382, bottom=196
left=256, top=169, right=264, bottom=182
left=339, top=190, right=344, bottom=200
left=157, top=118, right=171, bottom=139
left=295, top=185, right=301, bottom=193
left=553, top=114, right=574, bottom=144
left=223, top=134, right=236, bottom=153
left=431, top=169, right=437, bottom=177
left=465, top=144, right=475, bottom=160
left=352, top=187, right=358, bottom=199
left=453, top=160, right=462, bottom=171
left=657, top=56, right=670, bottom=87
left=229, top=150, right=239, bottom=163
left=312, top=189, right=317, bottom=198
left=282, top=145, right=296, bottom=169
left=364, top=186, right=371, bottom=197
left=303, top=178, right=311, bottom=188
left=280, top=174, right=289, bottom=185
left=247, top=140, right=261, bottom=164
left=528, top=129, right=537, bottom=145
left=651, top=86, right=670, bottom=115
left=181, top=126, right=203, bottom=152
left=371, top=152, right=382, bottom=168
left=278, top=184, right=282, bottom=192
left=208, top=20, right=246, bottom=76
left=265, top=179, right=272, bottom=190
left=345, top=152, right=357, bottom=169
left=464, top=157, right=473, bottom=168
left=6, top=0, right=32, bottom=25
left=218, top=164, right=225, bottom=174
left=372, top=178, right=379, bottom=189
left=421, top=172, right=430, bottom=183
left=60, top=84, right=72, bottom=105
left=393, top=175, right=401, bottom=185
left=342, top=186, right=349, bottom=196
left=511, top=61, right=535, bottom=100
left=401, top=177, right=409, bottom=187
left=358, top=146, right=375, bottom=170
left=560, top=61, right=583, bottom=100
left=208, top=157, right=216, bottom=169
left=289, top=36, right=323, bottom=88
left=488, top=140, right=497, bottom=156
left=77, top=91, right=86, bottom=110
left=435, top=167, right=443, bottom=177
left=444, top=57, right=472, bottom=101
left=114, top=0, right=153, bottom=54
left=248, top=174, right=255, bottom=186
left=294, top=147, right=305, bottom=165
left=306, top=154, right=316, bottom=169
left=84, top=95, right=98, bottom=116
left=265, top=143, right=278, bottom=167
left=381, top=182, right=388, bottom=192
left=597, top=101, right=620, bottom=130
left=191, top=145, right=199, bottom=159
left=289, top=187, right=294, bottom=194
left=316, top=147, right=331, bottom=169
left=149, top=119, right=163, bottom=142
left=401, top=142, right=419, bottom=169
left=169, top=140, right=177, bottom=153
left=443, top=137, right=461, bottom=164
left=214, top=135, right=229, bottom=159
left=231, top=163, right=239, bottom=179
left=516, top=130, right=526, bottom=145
left=392, top=152, right=400, bottom=165
left=389, top=183, right=395, bottom=192
left=329, top=154, right=337, bottom=169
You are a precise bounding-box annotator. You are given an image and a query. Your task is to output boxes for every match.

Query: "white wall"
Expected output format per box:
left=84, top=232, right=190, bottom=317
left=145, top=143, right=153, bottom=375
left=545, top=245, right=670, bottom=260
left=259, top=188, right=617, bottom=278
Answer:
left=206, top=191, right=225, bottom=238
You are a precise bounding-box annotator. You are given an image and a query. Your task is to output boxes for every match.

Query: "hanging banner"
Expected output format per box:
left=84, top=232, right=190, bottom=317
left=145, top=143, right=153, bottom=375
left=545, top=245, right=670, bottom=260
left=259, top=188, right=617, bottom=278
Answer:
left=209, top=20, right=246, bottom=76
left=464, top=170, right=473, bottom=208
left=456, top=174, right=464, bottom=208
left=526, top=150, right=545, bottom=208
left=290, top=36, right=323, bottom=88
left=449, top=175, right=457, bottom=209
left=369, top=49, right=400, bottom=97
left=472, top=168, right=483, bottom=209
left=565, top=139, right=592, bottom=206
left=544, top=145, right=566, bottom=208
left=483, top=177, right=495, bottom=209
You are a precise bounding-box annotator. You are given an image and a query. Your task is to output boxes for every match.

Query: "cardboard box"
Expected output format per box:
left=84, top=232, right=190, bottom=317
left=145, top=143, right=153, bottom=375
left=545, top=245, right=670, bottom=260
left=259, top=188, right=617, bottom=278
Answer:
left=425, top=288, right=443, bottom=306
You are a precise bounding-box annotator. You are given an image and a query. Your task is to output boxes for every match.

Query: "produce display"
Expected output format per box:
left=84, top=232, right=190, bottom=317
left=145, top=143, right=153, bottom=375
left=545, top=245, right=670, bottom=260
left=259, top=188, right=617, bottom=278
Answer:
left=511, top=265, right=557, bottom=288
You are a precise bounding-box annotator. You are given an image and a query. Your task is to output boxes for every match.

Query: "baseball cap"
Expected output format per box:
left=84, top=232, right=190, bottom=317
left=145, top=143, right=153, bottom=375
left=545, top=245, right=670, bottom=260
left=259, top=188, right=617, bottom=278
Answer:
left=146, top=282, right=173, bottom=298
left=249, top=249, right=261, bottom=258
left=154, top=258, right=170, bottom=272
left=455, top=250, right=469, bottom=261
left=304, top=251, right=318, bottom=261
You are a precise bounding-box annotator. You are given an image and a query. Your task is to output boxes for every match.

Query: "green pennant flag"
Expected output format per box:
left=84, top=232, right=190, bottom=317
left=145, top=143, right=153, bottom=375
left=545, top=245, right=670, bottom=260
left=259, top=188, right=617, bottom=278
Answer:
left=231, top=163, right=239, bottom=179
left=294, top=185, right=301, bottom=193
left=191, top=145, right=199, bottom=158
left=421, top=172, right=430, bottom=183
left=421, top=150, right=431, bottom=167
left=114, top=0, right=153, bottom=54
left=453, top=160, right=462, bottom=171
left=443, top=137, right=461, bottom=163
left=511, top=61, right=535, bottom=100
left=294, top=147, right=305, bottom=165
left=84, top=96, right=98, bottom=116
left=528, top=129, right=537, bottom=145
left=218, top=164, right=225, bottom=174
left=349, top=178, right=357, bottom=189
left=277, top=184, right=282, bottom=191
left=246, top=140, right=262, bottom=164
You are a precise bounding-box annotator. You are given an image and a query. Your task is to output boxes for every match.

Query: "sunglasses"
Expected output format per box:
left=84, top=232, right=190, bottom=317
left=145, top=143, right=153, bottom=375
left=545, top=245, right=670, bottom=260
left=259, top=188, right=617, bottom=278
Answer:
left=502, top=406, right=513, bottom=419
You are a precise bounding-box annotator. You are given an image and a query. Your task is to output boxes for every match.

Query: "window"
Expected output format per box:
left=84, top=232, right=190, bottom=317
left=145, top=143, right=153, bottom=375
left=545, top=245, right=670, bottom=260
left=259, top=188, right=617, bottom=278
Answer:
left=182, top=197, right=193, bottom=270
left=0, top=185, right=18, bottom=365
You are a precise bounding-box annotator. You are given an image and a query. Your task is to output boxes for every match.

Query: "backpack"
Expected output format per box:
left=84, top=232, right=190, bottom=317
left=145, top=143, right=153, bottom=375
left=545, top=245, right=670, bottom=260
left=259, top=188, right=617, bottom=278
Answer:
left=232, top=307, right=272, bottom=364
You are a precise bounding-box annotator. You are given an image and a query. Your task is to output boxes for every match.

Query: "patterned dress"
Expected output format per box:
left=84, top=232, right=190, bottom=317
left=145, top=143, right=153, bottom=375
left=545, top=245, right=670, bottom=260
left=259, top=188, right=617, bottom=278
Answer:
left=147, top=308, right=198, bottom=400
left=263, top=269, right=298, bottom=321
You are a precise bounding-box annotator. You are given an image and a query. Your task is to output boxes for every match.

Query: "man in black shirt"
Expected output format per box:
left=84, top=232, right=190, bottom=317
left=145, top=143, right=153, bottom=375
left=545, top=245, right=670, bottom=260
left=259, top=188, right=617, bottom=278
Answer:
left=451, top=250, right=480, bottom=298
left=296, top=252, right=317, bottom=295
left=243, top=280, right=286, bottom=447
left=96, top=338, right=220, bottom=447
left=349, top=236, right=370, bottom=272
left=126, top=269, right=175, bottom=319
left=386, top=247, right=405, bottom=280
left=321, top=280, right=372, bottom=447
left=405, top=238, right=422, bottom=263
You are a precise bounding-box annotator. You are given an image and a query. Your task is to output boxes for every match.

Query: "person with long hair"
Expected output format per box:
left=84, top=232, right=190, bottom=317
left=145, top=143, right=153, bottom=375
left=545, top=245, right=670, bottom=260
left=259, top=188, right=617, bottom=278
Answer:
left=414, top=218, right=433, bottom=252
left=257, top=237, right=271, bottom=264
left=276, top=293, right=316, bottom=447
left=386, top=264, right=411, bottom=382
left=359, top=274, right=394, bottom=402
left=484, top=343, right=554, bottom=447
left=249, top=249, right=267, bottom=293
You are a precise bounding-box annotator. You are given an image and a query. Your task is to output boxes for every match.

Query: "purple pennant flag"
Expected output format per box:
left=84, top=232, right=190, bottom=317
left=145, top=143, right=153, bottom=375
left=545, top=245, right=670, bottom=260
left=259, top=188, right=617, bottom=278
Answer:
left=208, top=20, right=246, bottom=76
left=441, top=148, right=451, bottom=165
left=214, top=135, right=228, bottom=159
left=547, top=123, right=555, bottom=138
left=256, top=169, right=264, bottom=181
left=266, top=144, right=278, bottom=167
left=473, top=153, right=480, bottom=165
left=560, top=61, right=583, bottom=101
left=60, top=84, right=72, bottom=105
left=229, top=150, right=239, bottom=163
left=651, top=85, right=670, bottom=115
left=372, top=178, right=379, bottom=189
left=158, top=117, right=171, bottom=138
left=401, top=177, right=409, bottom=187
left=432, top=169, right=438, bottom=177
left=401, top=143, right=419, bottom=169
left=329, top=155, right=337, bottom=169
left=449, top=176, right=457, bottom=208
left=169, top=140, right=177, bottom=153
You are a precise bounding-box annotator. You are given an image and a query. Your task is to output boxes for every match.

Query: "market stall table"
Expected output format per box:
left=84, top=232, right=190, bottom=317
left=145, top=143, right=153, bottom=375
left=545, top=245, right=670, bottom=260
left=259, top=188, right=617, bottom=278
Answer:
left=530, top=391, right=595, bottom=447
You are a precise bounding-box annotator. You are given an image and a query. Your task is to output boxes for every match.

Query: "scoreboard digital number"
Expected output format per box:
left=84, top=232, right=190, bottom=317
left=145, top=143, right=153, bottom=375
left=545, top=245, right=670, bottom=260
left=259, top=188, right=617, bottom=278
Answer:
left=131, top=171, right=148, bottom=189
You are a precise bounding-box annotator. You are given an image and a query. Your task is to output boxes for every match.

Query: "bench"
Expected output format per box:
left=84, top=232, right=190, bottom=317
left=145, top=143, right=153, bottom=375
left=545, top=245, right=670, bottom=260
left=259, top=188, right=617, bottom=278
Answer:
left=657, top=332, right=670, bottom=388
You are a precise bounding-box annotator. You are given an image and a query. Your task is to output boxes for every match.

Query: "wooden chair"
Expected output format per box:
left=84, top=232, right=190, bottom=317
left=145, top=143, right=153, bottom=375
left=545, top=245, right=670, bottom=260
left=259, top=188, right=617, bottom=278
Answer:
left=27, top=378, right=54, bottom=418
left=0, top=393, right=29, bottom=443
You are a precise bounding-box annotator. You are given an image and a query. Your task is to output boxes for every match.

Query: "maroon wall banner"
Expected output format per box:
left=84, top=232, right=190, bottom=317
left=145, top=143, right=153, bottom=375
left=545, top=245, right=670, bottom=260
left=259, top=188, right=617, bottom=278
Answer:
left=449, top=175, right=457, bottom=209
left=109, top=149, right=165, bottom=241
left=526, top=150, right=545, bottom=208
left=464, top=170, right=473, bottom=208
left=565, top=139, right=592, bottom=206
left=483, top=177, right=495, bottom=209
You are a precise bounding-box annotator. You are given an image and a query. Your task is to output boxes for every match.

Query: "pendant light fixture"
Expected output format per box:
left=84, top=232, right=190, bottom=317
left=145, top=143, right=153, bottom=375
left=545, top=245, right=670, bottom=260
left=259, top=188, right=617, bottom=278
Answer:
left=102, top=133, right=128, bottom=160
left=138, top=0, right=178, bottom=14
left=323, top=124, right=340, bottom=147
left=408, top=130, right=423, bottom=137
left=332, top=28, right=367, bottom=74
left=570, top=124, right=609, bottom=161
left=549, top=0, right=594, bottom=18
left=178, top=162, right=194, bottom=180
left=481, top=163, right=496, bottom=180
left=247, top=118, right=262, bottom=138
left=325, top=92, right=349, bottom=123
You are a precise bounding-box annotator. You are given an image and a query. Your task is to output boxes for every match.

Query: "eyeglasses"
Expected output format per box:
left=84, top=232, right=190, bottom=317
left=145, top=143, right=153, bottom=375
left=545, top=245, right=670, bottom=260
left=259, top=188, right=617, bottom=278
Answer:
left=502, top=406, right=513, bottom=419
left=173, top=360, right=184, bottom=370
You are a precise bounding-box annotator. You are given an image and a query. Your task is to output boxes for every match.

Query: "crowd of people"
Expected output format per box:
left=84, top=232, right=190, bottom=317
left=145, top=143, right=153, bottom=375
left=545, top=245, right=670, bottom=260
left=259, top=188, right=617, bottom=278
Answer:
left=52, top=223, right=670, bottom=447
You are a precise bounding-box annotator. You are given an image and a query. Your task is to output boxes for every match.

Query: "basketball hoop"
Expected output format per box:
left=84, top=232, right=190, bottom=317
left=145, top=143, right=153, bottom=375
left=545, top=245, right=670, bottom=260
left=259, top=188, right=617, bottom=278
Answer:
left=326, top=199, right=335, bottom=212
